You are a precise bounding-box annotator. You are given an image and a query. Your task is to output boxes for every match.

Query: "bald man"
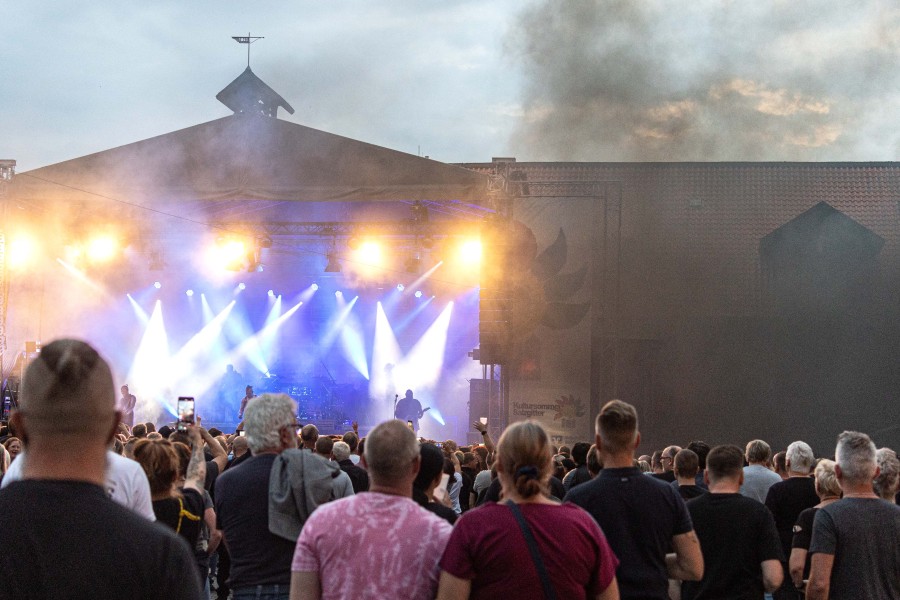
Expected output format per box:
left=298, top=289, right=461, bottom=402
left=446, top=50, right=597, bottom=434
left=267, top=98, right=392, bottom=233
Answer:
left=0, top=339, right=201, bottom=599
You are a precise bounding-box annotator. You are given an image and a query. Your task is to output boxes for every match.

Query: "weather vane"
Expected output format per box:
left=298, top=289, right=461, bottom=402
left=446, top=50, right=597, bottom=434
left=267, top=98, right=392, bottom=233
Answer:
left=232, top=33, right=264, bottom=67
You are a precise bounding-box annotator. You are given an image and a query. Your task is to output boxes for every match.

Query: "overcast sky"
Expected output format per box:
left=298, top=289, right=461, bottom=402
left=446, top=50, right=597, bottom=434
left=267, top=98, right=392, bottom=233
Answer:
left=2, top=1, right=898, bottom=171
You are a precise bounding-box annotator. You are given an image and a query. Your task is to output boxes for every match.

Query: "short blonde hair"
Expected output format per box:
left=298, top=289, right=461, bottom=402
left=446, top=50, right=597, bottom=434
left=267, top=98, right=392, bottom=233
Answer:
left=814, top=459, right=841, bottom=498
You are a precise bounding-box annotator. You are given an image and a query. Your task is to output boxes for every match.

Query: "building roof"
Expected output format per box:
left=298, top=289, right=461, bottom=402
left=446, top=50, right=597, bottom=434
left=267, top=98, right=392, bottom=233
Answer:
left=216, top=67, right=295, bottom=118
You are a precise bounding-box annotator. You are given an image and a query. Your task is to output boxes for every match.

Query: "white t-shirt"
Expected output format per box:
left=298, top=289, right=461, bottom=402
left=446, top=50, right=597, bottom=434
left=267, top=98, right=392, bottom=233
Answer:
left=2, top=450, right=155, bottom=521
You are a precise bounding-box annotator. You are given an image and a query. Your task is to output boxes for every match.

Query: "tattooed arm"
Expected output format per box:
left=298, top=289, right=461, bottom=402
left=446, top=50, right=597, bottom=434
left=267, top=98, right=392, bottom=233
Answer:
left=184, top=426, right=207, bottom=494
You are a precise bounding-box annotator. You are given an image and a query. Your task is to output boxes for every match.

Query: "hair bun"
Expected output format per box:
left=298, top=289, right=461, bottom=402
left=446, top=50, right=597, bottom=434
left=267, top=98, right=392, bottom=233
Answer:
left=515, top=465, right=539, bottom=480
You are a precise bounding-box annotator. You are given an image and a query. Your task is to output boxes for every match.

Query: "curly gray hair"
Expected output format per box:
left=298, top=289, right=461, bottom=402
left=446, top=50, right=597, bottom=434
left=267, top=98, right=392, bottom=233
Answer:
left=244, top=393, right=297, bottom=454
left=874, top=448, right=900, bottom=501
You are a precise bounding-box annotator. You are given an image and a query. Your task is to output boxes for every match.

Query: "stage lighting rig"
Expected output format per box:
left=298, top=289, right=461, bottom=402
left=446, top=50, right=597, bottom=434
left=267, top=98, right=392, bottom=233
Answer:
left=324, top=251, right=342, bottom=273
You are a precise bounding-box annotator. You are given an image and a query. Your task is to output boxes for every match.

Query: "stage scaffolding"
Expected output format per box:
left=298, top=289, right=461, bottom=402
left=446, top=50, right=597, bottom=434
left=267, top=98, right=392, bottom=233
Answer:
left=0, top=160, right=15, bottom=418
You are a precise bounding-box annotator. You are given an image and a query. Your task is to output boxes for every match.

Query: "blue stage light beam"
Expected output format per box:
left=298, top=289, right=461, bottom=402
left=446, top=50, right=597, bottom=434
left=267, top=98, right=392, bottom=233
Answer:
left=407, top=260, right=443, bottom=292
left=168, top=300, right=236, bottom=385
left=126, top=293, right=150, bottom=325
left=56, top=258, right=111, bottom=298
left=125, top=300, right=174, bottom=418
left=394, top=301, right=454, bottom=392
left=340, top=310, right=370, bottom=380
left=200, top=293, right=215, bottom=324
left=393, top=295, right=435, bottom=333
left=188, top=301, right=305, bottom=400
left=258, top=295, right=283, bottom=364
left=302, top=283, right=318, bottom=300
left=428, top=407, right=447, bottom=426
left=319, top=294, right=358, bottom=353
left=370, top=302, right=403, bottom=405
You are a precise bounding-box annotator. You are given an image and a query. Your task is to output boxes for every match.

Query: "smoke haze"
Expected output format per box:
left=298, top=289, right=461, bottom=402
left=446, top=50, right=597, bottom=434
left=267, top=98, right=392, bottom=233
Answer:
left=507, top=0, right=900, bottom=160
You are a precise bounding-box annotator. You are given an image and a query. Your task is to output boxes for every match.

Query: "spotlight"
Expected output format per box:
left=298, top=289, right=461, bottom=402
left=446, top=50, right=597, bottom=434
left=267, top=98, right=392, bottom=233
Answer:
left=459, top=239, right=482, bottom=263
left=87, top=235, right=119, bottom=263
left=154, top=281, right=162, bottom=289
left=324, top=252, right=342, bottom=273
left=311, top=283, right=319, bottom=291
left=397, top=284, right=405, bottom=291
left=335, top=291, right=343, bottom=298
left=267, top=290, right=275, bottom=298
left=8, top=234, right=37, bottom=269
left=238, top=282, right=246, bottom=290
left=358, top=241, right=382, bottom=264
left=415, top=290, right=423, bottom=298
left=186, top=289, right=194, bottom=297
left=210, top=238, right=250, bottom=271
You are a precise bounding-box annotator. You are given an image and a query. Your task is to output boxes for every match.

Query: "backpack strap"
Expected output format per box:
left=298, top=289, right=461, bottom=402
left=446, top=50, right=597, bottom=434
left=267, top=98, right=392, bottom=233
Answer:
left=506, top=500, right=557, bottom=600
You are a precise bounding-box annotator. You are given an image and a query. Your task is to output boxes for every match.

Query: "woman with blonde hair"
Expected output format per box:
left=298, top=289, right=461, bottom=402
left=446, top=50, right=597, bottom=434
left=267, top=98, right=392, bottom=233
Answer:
left=789, top=459, right=841, bottom=590
left=438, top=420, right=619, bottom=600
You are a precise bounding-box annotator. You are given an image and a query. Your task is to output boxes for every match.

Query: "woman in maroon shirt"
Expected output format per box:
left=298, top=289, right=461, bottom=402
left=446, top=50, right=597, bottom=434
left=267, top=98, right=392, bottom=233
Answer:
left=437, top=420, right=620, bottom=600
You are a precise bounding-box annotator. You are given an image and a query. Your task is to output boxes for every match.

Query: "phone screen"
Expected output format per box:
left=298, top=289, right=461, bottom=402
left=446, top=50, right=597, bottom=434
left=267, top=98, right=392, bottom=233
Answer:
left=177, top=396, right=195, bottom=431
left=433, top=473, right=451, bottom=503
left=406, top=420, right=414, bottom=430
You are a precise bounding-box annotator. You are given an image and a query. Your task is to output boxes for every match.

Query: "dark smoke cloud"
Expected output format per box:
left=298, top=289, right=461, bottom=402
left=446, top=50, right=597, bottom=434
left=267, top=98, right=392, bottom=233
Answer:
left=507, top=0, right=900, bottom=160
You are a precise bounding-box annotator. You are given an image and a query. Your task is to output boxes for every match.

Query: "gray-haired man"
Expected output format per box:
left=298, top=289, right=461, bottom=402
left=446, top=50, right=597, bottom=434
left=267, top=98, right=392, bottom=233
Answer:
left=806, top=431, right=900, bottom=600
left=215, top=393, right=300, bottom=600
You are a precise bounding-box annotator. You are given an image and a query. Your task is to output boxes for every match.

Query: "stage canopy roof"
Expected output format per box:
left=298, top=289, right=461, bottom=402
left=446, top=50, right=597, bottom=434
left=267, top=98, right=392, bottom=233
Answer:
left=10, top=113, right=491, bottom=211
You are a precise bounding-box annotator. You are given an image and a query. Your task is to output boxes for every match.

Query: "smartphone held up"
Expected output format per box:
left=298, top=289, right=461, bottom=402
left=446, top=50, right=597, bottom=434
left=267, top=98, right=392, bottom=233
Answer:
left=176, top=396, right=195, bottom=432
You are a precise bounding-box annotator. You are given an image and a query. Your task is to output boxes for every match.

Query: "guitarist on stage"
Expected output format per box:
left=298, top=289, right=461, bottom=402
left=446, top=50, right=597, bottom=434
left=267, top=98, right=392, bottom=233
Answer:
left=394, top=389, right=429, bottom=433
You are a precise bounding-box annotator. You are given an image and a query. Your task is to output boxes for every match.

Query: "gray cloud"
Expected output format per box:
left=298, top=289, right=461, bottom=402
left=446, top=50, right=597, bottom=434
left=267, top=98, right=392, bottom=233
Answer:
left=506, top=0, right=900, bottom=160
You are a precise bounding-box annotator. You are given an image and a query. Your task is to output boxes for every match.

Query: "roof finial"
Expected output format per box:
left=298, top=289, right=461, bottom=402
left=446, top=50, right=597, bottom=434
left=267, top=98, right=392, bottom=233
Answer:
left=231, top=32, right=264, bottom=68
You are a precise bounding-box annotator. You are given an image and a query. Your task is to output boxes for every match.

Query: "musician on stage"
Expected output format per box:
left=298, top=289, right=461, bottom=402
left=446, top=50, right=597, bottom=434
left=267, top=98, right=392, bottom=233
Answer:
left=237, top=385, right=255, bottom=420
left=119, top=385, right=137, bottom=429
left=394, top=389, right=428, bottom=433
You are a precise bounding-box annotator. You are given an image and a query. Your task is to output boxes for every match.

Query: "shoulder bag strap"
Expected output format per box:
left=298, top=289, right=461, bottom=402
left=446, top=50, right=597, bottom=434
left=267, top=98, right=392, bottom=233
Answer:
left=507, top=500, right=557, bottom=600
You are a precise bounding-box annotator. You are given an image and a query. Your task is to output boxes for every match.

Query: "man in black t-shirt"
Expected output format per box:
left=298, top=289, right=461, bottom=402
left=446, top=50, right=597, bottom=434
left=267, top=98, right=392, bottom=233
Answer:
left=683, top=444, right=784, bottom=600
left=566, top=400, right=703, bottom=600
left=0, top=339, right=201, bottom=600
left=672, top=449, right=706, bottom=500
left=764, top=440, right=818, bottom=600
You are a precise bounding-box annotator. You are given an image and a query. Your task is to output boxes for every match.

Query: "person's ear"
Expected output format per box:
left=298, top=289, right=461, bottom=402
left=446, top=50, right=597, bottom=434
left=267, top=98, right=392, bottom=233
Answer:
left=279, top=426, right=294, bottom=451
left=411, top=455, right=421, bottom=477
left=106, top=412, right=121, bottom=445
left=834, top=464, right=843, bottom=481
left=633, top=431, right=642, bottom=451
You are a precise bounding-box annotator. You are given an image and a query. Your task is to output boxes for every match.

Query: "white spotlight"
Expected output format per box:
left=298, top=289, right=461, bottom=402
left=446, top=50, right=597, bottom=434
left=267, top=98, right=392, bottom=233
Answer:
left=397, top=284, right=405, bottom=291
left=186, top=290, right=194, bottom=297
left=311, top=283, right=319, bottom=291
left=335, top=291, right=343, bottom=298
left=154, top=281, right=162, bottom=289
left=238, top=282, right=247, bottom=290
left=415, top=290, right=423, bottom=298
left=267, top=290, right=275, bottom=298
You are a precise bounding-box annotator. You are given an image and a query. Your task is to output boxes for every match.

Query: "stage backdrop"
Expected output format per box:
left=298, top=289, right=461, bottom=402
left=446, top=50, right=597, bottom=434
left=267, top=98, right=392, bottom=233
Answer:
left=505, top=197, right=598, bottom=447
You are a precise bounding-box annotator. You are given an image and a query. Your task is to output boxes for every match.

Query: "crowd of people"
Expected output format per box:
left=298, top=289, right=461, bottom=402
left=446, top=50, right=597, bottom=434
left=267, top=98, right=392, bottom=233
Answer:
left=1, top=338, right=899, bottom=600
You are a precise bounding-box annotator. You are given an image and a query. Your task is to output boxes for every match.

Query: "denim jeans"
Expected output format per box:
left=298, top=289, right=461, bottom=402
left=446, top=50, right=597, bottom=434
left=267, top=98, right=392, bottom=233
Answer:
left=232, top=584, right=290, bottom=600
